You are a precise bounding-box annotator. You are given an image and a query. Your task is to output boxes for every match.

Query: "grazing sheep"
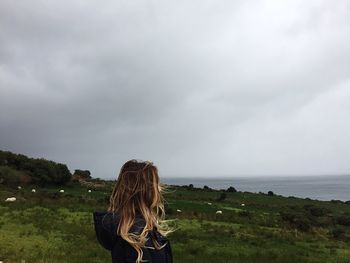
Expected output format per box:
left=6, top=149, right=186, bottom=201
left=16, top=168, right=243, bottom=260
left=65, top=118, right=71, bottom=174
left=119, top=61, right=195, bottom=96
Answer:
left=176, top=209, right=182, bottom=213
left=5, top=197, right=16, bottom=202
left=18, top=186, right=22, bottom=190
left=241, top=203, right=245, bottom=207
left=207, top=202, right=212, bottom=205
left=59, top=190, right=64, bottom=193
left=216, top=210, right=223, bottom=214
left=32, top=189, right=36, bottom=193
left=88, top=190, right=92, bottom=193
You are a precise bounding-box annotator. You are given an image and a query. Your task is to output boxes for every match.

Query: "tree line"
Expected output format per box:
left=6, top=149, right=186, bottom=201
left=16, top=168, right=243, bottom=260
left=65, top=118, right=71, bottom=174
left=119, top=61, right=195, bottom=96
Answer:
left=0, top=150, right=71, bottom=185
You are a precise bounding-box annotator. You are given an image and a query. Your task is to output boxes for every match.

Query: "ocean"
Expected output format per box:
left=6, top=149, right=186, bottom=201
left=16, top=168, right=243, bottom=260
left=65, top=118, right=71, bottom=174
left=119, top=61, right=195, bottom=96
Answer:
left=161, top=175, right=350, bottom=202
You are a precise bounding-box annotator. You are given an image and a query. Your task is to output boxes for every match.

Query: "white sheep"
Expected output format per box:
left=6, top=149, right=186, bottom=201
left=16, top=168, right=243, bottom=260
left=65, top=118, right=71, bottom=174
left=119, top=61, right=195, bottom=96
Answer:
left=32, top=189, right=36, bottom=193
left=216, top=210, right=223, bottom=214
left=88, top=190, right=92, bottom=193
left=176, top=209, right=182, bottom=213
left=241, top=203, right=245, bottom=207
left=59, top=189, right=64, bottom=193
left=207, top=202, right=212, bottom=205
left=5, top=197, right=16, bottom=202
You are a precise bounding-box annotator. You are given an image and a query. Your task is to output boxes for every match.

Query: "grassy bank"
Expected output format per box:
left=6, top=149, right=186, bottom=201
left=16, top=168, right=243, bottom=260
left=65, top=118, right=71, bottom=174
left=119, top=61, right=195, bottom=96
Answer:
left=0, top=182, right=350, bottom=263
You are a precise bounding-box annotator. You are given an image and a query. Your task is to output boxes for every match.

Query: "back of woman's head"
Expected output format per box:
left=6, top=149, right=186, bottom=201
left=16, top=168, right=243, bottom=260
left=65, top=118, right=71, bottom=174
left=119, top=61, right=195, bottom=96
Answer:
left=108, top=159, right=172, bottom=262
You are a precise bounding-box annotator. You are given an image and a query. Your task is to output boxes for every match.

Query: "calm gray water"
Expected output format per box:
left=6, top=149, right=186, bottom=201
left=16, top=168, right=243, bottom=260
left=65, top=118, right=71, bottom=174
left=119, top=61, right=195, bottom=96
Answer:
left=161, top=175, right=350, bottom=201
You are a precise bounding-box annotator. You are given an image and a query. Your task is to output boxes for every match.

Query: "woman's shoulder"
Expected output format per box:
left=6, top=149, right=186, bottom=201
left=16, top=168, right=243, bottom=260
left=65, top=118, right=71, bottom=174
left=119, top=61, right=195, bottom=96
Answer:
left=93, top=211, right=146, bottom=235
left=93, top=211, right=121, bottom=250
left=93, top=211, right=170, bottom=247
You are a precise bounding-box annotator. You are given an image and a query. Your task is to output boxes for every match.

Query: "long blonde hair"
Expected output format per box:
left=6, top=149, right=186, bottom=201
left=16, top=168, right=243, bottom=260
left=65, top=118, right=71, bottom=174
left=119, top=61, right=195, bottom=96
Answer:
left=108, top=159, right=173, bottom=263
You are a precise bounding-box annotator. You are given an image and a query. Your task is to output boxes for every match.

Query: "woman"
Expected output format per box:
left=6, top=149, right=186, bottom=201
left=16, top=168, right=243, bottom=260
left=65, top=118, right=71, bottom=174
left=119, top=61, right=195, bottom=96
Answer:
left=93, top=159, right=174, bottom=263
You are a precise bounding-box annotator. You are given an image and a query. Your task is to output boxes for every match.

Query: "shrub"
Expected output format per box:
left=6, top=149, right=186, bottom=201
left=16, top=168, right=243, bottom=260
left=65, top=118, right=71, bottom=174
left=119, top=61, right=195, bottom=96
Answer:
left=267, top=191, right=274, bottom=196
left=303, top=205, right=330, bottom=217
left=280, top=211, right=312, bottom=232
left=331, top=228, right=346, bottom=239
left=226, top=186, right=237, bottom=192
left=90, top=178, right=103, bottom=183
left=336, top=215, right=350, bottom=226
left=217, top=192, right=227, bottom=202
left=0, top=166, right=24, bottom=185
left=0, top=150, right=72, bottom=185
left=238, top=211, right=251, bottom=218
left=294, top=217, right=312, bottom=232
left=331, top=200, right=344, bottom=204
left=73, top=169, right=91, bottom=180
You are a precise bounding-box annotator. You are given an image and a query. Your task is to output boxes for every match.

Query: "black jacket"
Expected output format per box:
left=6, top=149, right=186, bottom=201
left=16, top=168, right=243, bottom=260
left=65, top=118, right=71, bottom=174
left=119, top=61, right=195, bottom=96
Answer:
left=93, top=211, right=173, bottom=263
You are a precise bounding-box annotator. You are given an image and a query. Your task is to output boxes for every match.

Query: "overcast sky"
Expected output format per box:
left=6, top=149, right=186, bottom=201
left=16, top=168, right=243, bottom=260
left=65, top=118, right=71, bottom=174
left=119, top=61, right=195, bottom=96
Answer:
left=1, top=0, right=350, bottom=179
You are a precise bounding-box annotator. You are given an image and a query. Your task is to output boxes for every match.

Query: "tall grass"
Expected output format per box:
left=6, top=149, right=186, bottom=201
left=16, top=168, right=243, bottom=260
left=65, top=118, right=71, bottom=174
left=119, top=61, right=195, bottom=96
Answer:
left=0, top=184, right=349, bottom=262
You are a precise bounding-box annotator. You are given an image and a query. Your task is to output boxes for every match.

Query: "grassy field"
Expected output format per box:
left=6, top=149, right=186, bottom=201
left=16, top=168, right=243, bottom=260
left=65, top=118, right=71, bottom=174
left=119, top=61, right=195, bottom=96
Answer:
left=0, top=182, right=350, bottom=263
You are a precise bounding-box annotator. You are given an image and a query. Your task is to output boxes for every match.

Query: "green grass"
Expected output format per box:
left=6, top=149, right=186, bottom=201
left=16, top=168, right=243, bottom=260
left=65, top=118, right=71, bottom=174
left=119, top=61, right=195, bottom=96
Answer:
left=0, top=183, right=350, bottom=262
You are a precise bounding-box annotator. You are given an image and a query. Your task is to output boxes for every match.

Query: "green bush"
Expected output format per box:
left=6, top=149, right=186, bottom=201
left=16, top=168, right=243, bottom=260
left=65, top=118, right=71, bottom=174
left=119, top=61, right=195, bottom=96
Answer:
left=0, top=150, right=71, bottom=185
left=280, top=211, right=312, bottom=232
left=336, top=215, right=350, bottom=226
left=303, top=205, right=330, bottom=217
left=331, top=227, right=346, bottom=239
left=217, top=193, right=227, bottom=202
left=0, top=166, right=24, bottom=185
left=226, top=186, right=237, bottom=192
left=73, top=169, right=91, bottom=180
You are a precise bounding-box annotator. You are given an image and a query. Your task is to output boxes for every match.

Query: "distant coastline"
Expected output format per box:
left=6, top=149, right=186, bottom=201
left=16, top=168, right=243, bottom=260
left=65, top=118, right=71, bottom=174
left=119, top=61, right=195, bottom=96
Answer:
left=2, top=149, right=349, bottom=202
left=161, top=174, right=350, bottom=202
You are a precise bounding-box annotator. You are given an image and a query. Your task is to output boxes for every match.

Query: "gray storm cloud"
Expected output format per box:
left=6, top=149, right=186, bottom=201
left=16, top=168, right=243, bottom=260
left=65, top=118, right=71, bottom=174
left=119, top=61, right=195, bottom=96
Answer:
left=1, top=0, right=350, bottom=178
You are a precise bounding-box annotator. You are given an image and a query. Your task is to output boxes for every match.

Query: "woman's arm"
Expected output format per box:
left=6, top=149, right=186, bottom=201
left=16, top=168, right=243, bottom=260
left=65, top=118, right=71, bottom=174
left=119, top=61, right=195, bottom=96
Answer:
left=165, top=241, right=173, bottom=263
left=93, top=211, right=117, bottom=251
